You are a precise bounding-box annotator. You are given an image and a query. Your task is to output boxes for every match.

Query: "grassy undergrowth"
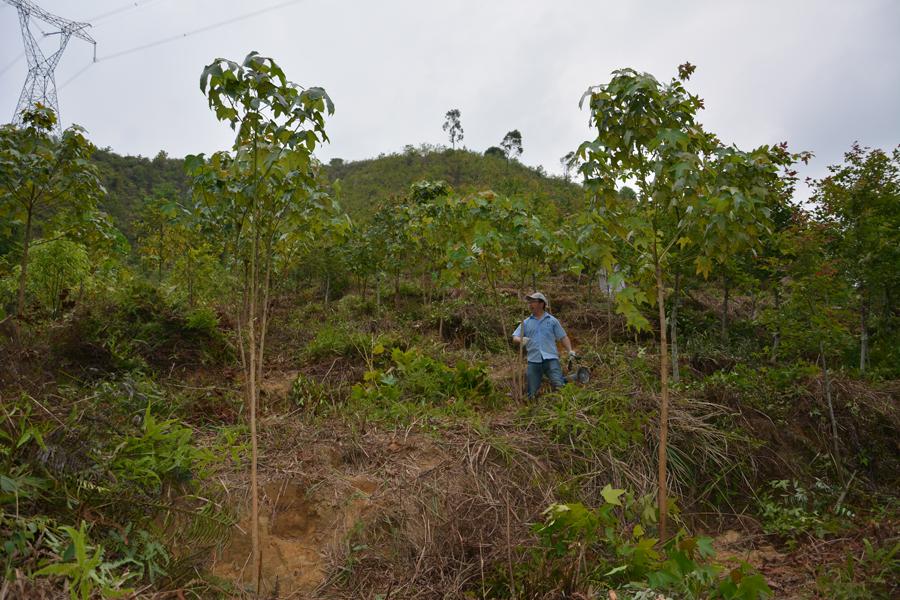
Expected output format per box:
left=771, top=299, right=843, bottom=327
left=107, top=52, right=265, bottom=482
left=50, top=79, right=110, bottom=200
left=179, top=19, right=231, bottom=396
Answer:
left=2, top=278, right=898, bottom=598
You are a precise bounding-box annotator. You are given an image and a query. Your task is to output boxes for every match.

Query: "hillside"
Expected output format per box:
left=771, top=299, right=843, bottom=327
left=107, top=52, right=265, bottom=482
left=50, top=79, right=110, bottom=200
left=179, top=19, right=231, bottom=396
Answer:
left=325, top=146, right=583, bottom=219
left=92, top=149, right=191, bottom=242
left=2, top=59, right=897, bottom=600
left=89, top=146, right=583, bottom=241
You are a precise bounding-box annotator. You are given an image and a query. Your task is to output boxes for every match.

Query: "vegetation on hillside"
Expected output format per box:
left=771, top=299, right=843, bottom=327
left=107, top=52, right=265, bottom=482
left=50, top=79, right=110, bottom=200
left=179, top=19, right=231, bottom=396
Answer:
left=92, top=149, right=191, bottom=243
left=1, top=56, right=898, bottom=600
left=324, top=145, right=583, bottom=220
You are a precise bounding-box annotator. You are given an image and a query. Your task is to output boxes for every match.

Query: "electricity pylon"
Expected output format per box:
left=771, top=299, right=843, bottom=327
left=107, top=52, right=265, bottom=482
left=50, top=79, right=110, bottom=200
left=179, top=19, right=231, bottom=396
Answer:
left=3, top=0, right=95, bottom=131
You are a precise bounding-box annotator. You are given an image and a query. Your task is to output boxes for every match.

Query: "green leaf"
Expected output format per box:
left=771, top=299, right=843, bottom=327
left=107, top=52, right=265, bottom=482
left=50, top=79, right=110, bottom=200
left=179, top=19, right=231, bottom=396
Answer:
left=697, top=536, right=715, bottom=558
left=601, top=483, right=625, bottom=506
left=603, top=564, right=628, bottom=577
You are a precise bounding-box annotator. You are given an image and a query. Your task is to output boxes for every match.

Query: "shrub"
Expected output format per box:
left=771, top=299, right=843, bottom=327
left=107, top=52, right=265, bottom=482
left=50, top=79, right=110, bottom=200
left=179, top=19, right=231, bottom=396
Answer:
left=289, top=373, right=331, bottom=412
left=0, top=380, right=231, bottom=589
left=755, top=479, right=850, bottom=545
left=815, top=537, right=900, bottom=599
left=183, top=306, right=219, bottom=336
left=332, top=292, right=375, bottom=317
left=700, top=362, right=818, bottom=417
left=0, top=239, right=91, bottom=316
left=106, top=404, right=213, bottom=491
left=530, top=385, right=646, bottom=455
left=65, top=279, right=230, bottom=373
left=488, top=486, right=771, bottom=599
left=348, top=346, right=501, bottom=423
left=33, top=521, right=135, bottom=599
left=304, top=323, right=371, bottom=361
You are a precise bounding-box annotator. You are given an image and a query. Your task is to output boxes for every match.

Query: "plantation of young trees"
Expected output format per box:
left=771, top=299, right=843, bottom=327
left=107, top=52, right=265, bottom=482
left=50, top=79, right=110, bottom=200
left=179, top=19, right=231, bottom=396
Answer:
left=1, top=54, right=898, bottom=600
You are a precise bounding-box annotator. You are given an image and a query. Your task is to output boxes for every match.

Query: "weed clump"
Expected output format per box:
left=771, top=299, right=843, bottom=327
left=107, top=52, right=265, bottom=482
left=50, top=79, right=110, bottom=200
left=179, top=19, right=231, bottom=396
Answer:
left=348, top=346, right=501, bottom=424
left=0, top=375, right=232, bottom=594
left=487, top=487, right=771, bottom=599
left=303, top=323, right=378, bottom=362
left=529, top=385, right=647, bottom=454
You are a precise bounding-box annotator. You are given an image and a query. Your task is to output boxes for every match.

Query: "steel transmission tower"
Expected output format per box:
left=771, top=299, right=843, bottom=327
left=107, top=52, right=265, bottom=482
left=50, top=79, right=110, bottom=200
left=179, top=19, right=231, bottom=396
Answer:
left=3, top=0, right=95, bottom=130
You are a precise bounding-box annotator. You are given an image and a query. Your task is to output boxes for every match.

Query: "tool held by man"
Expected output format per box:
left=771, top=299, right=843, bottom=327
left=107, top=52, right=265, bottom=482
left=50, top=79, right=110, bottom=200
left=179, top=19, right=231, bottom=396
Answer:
left=565, top=351, right=591, bottom=384
left=512, top=291, right=582, bottom=399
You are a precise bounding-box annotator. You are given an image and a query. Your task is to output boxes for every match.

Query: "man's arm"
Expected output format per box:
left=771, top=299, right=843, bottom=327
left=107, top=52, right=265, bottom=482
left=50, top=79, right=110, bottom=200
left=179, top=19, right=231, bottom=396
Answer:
left=512, top=321, right=527, bottom=345
left=555, top=319, right=574, bottom=355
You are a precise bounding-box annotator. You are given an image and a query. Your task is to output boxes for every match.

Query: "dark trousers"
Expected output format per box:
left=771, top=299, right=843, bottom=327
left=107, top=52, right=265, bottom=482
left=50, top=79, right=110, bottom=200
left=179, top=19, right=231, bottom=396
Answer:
left=526, top=359, right=565, bottom=398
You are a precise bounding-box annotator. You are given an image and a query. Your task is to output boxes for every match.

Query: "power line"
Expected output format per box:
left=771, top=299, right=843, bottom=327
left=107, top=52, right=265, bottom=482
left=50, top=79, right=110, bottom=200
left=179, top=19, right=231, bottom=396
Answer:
left=2, top=26, right=73, bottom=80
left=4, top=0, right=96, bottom=130
left=1, top=0, right=168, bottom=82
left=88, top=1, right=146, bottom=23
left=59, top=0, right=307, bottom=90
left=87, top=0, right=168, bottom=26
left=1, top=15, right=54, bottom=80
left=0, top=51, right=25, bottom=77
left=59, top=61, right=93, bottom=89
left=104, top=0, right=307, bottom=61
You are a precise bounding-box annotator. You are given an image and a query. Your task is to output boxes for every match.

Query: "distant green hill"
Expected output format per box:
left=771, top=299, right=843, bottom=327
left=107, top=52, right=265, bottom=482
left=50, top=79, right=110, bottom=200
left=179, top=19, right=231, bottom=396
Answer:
left=89, top=145, right=584, bottom=240
left=324, top=146, right=583, bottom=220
left=92, top=149, right=189, bottom=242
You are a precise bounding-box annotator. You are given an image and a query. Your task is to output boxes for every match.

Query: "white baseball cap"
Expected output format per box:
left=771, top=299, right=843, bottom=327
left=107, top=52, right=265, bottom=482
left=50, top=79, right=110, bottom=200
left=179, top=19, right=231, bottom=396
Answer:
left=525, top=292, right=548, bottom=304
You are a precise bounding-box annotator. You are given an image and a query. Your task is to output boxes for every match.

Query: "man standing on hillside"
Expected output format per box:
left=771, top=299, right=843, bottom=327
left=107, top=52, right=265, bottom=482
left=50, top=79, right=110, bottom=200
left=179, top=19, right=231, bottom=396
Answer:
left=512, top=292, right=575, bottom=398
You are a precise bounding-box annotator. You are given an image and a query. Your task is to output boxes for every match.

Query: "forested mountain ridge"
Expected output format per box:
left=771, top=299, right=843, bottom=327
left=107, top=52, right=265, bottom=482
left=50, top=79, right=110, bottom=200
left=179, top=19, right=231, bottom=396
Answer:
left=92, top=149, right=191, bottom=241
left=323, top=145, right=583, bottom=219
left=91, top=145, right=582, bottom=240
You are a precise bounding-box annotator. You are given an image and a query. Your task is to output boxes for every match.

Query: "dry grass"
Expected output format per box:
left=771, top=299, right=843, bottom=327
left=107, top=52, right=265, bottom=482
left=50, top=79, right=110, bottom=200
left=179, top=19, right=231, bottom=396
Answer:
left=202, top=412, right=562, bottom=599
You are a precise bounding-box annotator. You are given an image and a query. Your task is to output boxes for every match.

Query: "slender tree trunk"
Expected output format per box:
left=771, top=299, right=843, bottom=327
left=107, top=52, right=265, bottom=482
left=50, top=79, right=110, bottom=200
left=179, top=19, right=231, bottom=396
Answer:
left=51, top=273, right=62, bottom=316
left=247, top=225, right=261, bottom=594
left=257, top=245, right=273, bottom=389
left=438, top=288, right=446, bottom=340
left=248, top=134, right=261, bottom=595
left=770, top=287, right=781, bottom=363
left=485, top=267, right=510, bottom=350
left=654, top=253, right=670, bottom=542
left=670, top=272, right=681, bottom=384
left=187, top=251, right=195, bottom=308
left=394, top=270, right=400, bottom=308
left=819, top=340, right=843, bottom=483
left=236, top=262, right=249, bottom=374
left=606, top=277, right=613, bottom=344
left=720, top=273, right=729, bottom=346
left=517, top=317, right=526, bottom=402
left=859, top=295, right=869, bottom=374
left=375, top=272, right=381, bottom=312
left=158, top=225, right=164, bottom=283
left=324, top=271, right=331, bottom=306
left=16, top=205, right=34, bottom=319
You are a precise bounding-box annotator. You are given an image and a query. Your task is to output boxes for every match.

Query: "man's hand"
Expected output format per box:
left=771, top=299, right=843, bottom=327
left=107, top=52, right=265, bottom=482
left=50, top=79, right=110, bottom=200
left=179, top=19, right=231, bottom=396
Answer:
left=521, top=336, right=530, bottom=345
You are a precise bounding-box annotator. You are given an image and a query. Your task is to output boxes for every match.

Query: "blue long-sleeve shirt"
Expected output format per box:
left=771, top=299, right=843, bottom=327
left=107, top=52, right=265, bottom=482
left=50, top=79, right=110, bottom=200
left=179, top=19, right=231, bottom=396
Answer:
left=512, top=313, right=567, bottom=363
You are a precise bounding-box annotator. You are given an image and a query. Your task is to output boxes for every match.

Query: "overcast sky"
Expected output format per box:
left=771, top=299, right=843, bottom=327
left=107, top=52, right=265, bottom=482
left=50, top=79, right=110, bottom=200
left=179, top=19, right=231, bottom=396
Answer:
left=2, top=0, right=898, bottom=201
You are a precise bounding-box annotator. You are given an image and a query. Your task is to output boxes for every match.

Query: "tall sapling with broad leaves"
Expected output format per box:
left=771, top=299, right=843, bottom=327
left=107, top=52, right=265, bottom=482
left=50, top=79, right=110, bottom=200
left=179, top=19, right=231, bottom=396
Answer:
left=190, top=51, right=333, bottom=594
